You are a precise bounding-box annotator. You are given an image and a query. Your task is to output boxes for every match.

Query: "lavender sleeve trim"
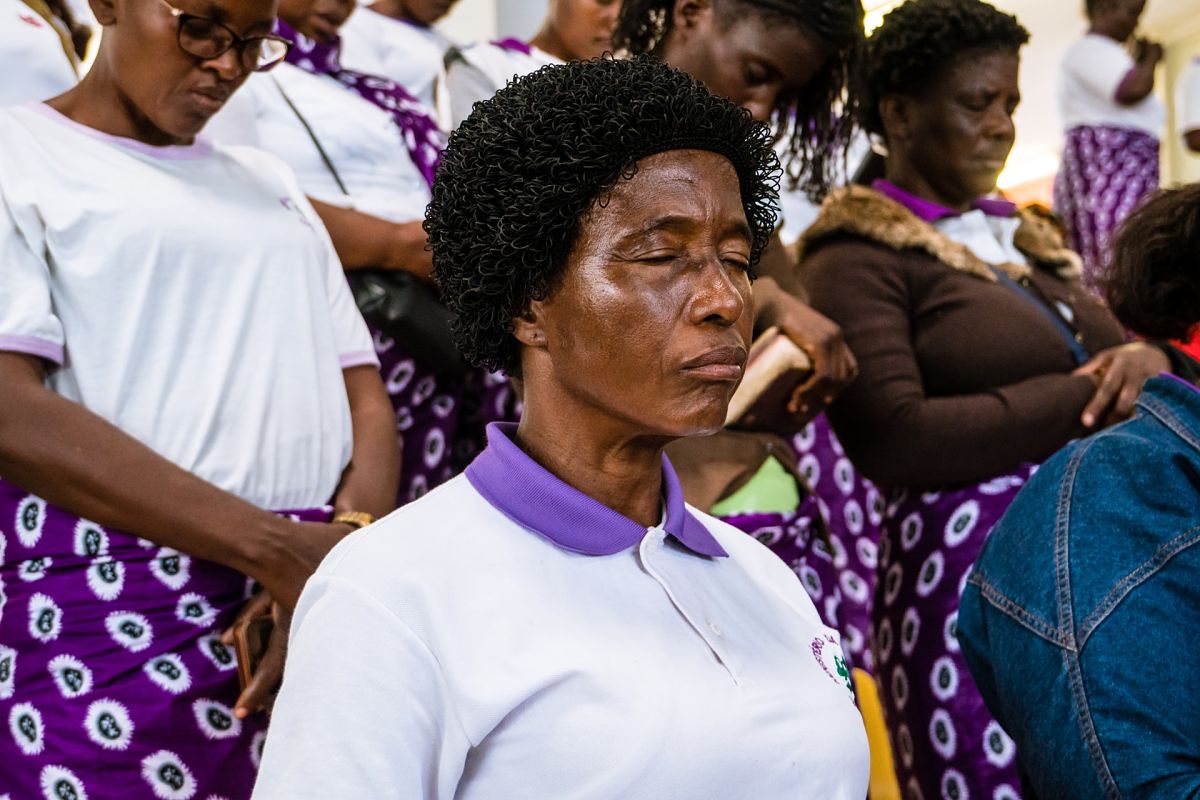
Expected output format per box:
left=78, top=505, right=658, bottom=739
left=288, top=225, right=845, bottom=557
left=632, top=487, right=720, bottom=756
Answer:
left=339, top=350, right=381, bottom=369
left=0, top=334, right=64, bottom=365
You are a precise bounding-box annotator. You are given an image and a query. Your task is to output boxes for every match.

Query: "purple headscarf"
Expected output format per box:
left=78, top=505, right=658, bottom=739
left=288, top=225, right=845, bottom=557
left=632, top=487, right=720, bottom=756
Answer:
left=277, top=20, right=446, bottom=188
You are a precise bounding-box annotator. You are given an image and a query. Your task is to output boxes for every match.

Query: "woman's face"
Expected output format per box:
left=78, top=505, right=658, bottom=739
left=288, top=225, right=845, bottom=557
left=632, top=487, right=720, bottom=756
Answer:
left=277, top=0, right=352, bottom=41
left=93, top=0, right=277, bottom=143
left=883, top=49, right=1019, bottom=209
left=397, top=0, right=459, bottom=26
left=659, top=0, right=831, bottom=123
left=520, top=149, right=754, bottom=439
left=547, top=0, right=620, bottom=61
left=1092, top=0, right=1146, bottom=43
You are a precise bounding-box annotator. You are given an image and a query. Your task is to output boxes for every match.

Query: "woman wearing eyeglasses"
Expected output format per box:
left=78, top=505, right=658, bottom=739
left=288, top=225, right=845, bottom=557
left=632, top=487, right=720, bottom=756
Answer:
left=0, top=1, right=398, bottom=798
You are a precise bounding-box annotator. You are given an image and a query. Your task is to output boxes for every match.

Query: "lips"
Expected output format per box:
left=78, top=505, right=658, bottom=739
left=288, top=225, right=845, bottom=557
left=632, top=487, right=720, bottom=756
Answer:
left=681, top=344, right=748, bottom=381
left=189, top=87, right=231, bottom=115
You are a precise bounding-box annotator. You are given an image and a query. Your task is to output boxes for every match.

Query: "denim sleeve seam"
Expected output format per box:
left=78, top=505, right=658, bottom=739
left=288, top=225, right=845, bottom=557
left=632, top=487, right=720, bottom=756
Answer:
left=1064, top=647, right=1123, bottom=799
left=1077, top=523, right=1200, bottom=647
left=965, top=573, right=1065, bottom=646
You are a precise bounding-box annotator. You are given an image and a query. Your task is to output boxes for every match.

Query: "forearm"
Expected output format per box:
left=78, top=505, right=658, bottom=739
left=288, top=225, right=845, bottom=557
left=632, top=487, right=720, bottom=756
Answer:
left=309, top=198, right=432, bottom=278
left=0, top=355, right=286, bottom=578
left=1115, top=62, right=1157, bottom=105
left=332, top=366, right=401, bottom=519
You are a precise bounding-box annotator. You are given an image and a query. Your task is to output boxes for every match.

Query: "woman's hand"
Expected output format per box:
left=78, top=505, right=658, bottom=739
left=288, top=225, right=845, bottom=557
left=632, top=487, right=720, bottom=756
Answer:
left=256, top=521, right=354, bottom=611
left=1073, top=342, right=1170, bottom=429
left=222, top=593, right=293, bottom=719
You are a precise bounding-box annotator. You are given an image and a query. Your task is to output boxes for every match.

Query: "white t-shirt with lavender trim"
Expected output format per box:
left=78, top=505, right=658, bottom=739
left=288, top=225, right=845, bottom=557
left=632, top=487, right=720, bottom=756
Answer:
left=0, top=103, right=376, bottom=510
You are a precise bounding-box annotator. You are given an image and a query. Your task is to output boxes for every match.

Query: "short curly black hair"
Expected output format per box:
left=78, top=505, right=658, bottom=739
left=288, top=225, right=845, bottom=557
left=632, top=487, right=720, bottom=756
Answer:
left=857, top=0, right=1029, bottom=137
left=425, top=55, right=780, bottom=375
left=616, top=0, right=863, bottom=202
left=1104, top=184, right=1200, bottom=341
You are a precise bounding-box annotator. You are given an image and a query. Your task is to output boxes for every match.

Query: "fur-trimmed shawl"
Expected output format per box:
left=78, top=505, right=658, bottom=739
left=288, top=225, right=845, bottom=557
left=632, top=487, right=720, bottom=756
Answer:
left=796, top=185, right=1082, bottom=283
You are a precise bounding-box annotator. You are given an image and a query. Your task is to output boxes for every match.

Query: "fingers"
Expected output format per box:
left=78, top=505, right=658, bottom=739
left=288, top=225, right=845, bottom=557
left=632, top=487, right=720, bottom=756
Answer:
left=221, top=590, right=271, bottom=646
left=234, top=617, right=286, bottom=719
left=1081, top=363, right=1123, bottom=429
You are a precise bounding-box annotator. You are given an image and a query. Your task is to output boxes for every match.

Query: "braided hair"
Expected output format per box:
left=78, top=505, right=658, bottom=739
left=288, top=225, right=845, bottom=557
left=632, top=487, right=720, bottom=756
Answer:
left=426, top=56, right=780, bottom=375
left=858, top=0, right=1029, bottom=138
left=615, top=0, right=863, bottom=201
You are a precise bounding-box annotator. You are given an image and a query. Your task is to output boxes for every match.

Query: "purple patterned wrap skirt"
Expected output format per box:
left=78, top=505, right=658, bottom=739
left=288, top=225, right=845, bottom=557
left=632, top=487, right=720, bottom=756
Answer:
left=1053, top=125, right=1160, bottom=292
left=873, top=465, right=1036, bottom=800
left=0, top=479, right=330, bottom=800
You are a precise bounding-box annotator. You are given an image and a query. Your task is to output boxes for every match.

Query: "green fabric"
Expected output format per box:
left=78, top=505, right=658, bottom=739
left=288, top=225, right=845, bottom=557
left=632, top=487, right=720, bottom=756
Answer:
left=709, top=455, right=801, bottom=516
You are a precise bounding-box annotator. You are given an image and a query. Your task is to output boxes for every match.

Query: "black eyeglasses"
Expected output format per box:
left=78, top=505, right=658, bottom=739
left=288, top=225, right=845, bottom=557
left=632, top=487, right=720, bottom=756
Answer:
left=155, top=0, right=291, bottom=72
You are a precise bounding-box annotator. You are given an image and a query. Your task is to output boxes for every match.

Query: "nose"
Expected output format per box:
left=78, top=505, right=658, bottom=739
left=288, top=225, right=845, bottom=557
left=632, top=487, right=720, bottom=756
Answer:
left=985, top=104, right=1015, bottom=143
left=689, top=257, right=748, bottom=328
left=204, top=47, right=247, bottom=82
left=743, top=91, right=778, bottom=124
left=599, top=3, right=619, bottom=33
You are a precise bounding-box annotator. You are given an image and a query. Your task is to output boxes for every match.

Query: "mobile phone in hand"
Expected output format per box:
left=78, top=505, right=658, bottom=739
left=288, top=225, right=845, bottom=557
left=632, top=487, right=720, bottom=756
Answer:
left=232, top=614, right=273, bottom=691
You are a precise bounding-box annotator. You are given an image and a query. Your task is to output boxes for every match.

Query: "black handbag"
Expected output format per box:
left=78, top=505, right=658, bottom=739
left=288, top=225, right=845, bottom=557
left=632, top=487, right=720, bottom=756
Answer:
left=273, top=77, right=469, bottom=378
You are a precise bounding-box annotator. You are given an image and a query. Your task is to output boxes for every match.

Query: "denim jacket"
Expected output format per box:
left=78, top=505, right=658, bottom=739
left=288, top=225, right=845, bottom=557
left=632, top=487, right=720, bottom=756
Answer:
left=958, top=375, right=1200, bottom=799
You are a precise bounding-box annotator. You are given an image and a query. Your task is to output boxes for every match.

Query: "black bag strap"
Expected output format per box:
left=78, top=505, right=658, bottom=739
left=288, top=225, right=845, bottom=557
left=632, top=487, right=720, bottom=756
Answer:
left=990, top=266, right=1090, bottom=366
left=271, top=75, right=354, bottom=207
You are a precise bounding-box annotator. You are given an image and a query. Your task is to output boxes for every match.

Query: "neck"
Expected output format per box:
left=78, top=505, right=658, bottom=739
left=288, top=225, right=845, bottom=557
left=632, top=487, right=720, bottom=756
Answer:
left=49, top=64, right=189, bottom=147
left=883, top=159, right=971, bottom=214
left=1087, top=21, right=1127, bottom=43
left=529, top=23, right=571, bottom=62
left=516, top=390, right=668, bottom=529
left=369, top=0, right=418, bottom=24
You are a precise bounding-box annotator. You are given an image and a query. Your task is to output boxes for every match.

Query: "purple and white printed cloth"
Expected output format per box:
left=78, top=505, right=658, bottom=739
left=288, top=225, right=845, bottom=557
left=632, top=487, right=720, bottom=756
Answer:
left=1053, top=124, right=1159, bottom=293
left=873, top=465, right=1036, bottom=800
left=0, top=479, right=330, bottom=800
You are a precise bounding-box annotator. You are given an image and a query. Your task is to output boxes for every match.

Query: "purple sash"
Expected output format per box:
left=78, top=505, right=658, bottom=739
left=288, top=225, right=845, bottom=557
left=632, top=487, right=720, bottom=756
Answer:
left=277, top=21, right=445, bottom=188
left=0, top=478, right=330, bottom=799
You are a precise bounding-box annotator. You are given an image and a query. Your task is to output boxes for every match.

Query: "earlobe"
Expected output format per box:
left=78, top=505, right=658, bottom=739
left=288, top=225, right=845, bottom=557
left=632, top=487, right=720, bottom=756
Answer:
left=878, top=95, right=910, bottom=144
left=672, top=0, right=711, bottom=32
left=90, top=0, right=118, bottom=25
left=512, top=302, right=548, bottom=349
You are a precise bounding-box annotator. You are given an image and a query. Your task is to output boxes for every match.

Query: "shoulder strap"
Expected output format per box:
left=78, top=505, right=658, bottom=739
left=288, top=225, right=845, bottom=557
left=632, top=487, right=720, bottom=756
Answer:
left=270, top=75, right=354, bottom=207
left=990, top=266, right=1090, bottom=365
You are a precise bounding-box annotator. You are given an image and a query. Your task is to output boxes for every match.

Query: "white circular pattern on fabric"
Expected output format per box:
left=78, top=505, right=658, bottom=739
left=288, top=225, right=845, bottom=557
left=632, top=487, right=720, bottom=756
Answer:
left=916, top=551, right=946, bottom=598
left=799, top=454, right=820, bottom=487
left=900, top=513, right=924, bottom=551
left=829, top=430, right=845, bottom=456
left=993, top=784, right=1020, bottom=800
left=137, top=538, right=156, bottom=549
left=983, top=721, right=1016, bottom=768
left=0, top=524, right=5, bottom=564
left=891, top=665, right=910, bottom=712
left=10, top=702, right=45, bottom=755
left=941, top=768, right=969, bottom=800
left=930, top=656, right=959, bottom=701
left=843, top=500, right=865, bottom=535
left=85, top=699, right=134, bottom=751
left=828, top=535, right=848, bottom=569
left=886, top=489, right=909, bottom=518
left=250, top=730, right=267, bottom=769
left=197, top=634, right=237, bottom=672
left=897, top=724, right=915, bottom=769
left=810, top=533, right=834, bottom=563
left=409, top=474, right=430, bottom=501
left=141, top=750, right=197, bottom=800
left=753, top=525, right=785, bottom=548
left=944, top=612, right=961, bottom=653
left=18, top=557, right=51, bottom=582
left=175, top=593, right=217, bottom=628
left=87, top=556, right=125, bottom=602
left=929, top=708, right=958, bottom=760
left=856, top=537, right=878, bottom=570
left=823, top=596, right=840, bottom=630
left=192, top=699, right=241, bottom=740
left=431, top=394, right=456, bottom=419
left=0, top=575, right=5, bottom=622
left=412, top=375, right=437, bottom=407
left=72, top=520, right=109, bottom=558
left=844, top=624, right=865, bottom=653
left=921, top=491, right=942, bottom=505
left=423, top=428, right=447, bottom=470
left=883, top=562, right=904, bottom=606
left=386, top=359, right=415, bottom=395
left=372, top=328, right=394, bottom=355
left=900, top=607, right=922, bottom=657
left=0, top=646, right=15, bottom=700
left=840, top=571, right=870, bottom=605
left=106, top=611, right=154, bottom=652
left=866, top=487, right=884, bottom=526
left=16, top=496, right=47, bottom=548
left=39, top=765, right=88, bottom=800
left=144, top=654, right=192, bottom=695
left=151, top=549, right=192, bottom=591
left=834, top=458, right=855, bottom=496
left=794, top=423, right=816, bottom=452
left=49, top=654, right=93, bottom=700
left=944, top=500, right=980, bottom=548
left=29, top=593, right=63, bottom=643
left=395, top=406, right=414, bottom=432
left=979, top=474, right=1022, bottom=496
left=799, top=564, right=823, bottom=600
left=877, top=618, right=895, bottom=664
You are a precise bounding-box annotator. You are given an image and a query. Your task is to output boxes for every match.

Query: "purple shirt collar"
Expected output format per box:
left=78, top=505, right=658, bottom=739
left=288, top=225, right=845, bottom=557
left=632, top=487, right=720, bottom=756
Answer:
left=873, top=179, right=1017, bottom=223
left=466, top=423, right=728, bottom=558
left=490, top=37, right=533, bottom=55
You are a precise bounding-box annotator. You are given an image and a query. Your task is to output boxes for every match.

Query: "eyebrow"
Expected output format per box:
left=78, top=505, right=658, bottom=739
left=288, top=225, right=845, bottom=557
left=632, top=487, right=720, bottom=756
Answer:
left=188, top=0, right=274, bottom=33
left=630, top=215, right=753, bottom=243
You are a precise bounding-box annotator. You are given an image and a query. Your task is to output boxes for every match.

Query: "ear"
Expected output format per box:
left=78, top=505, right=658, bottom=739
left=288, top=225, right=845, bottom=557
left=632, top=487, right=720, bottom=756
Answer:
left=90, top=0, right=117, bottom=25
left=671, top=0, right=712, bottom=34
left=878, top=94, right=913, bottom=145
left=512, top=299, right=549, bottom=351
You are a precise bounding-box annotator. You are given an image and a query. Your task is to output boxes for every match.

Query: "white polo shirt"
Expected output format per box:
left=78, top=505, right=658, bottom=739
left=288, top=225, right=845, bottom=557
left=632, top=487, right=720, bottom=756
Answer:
left=339, top=7, right=455, bottom=111
left=0, top=103, right=376, bottom=510
left=1058, top=33, right=1164, bottom=137
left=0, top=0, right=77, bottom=106
left=445, top=40, right=561, bottom=128
left=254, top=423, right=869, bottom=799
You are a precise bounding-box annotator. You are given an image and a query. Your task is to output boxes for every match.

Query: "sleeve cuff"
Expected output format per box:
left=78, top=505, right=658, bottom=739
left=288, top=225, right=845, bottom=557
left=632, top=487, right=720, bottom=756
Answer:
left=0, top=334, right=64, bottom=366
left=340, top=350, right=381, bottom=370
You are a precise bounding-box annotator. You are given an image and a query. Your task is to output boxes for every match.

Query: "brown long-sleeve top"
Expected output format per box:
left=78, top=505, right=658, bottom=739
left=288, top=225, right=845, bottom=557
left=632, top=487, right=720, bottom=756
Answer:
left=799, top=186, right=1125, bottom=490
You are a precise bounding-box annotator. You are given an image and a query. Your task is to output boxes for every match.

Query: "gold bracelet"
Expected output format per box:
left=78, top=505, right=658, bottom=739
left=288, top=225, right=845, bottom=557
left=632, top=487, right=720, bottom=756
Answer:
left=331, top=511, right=376, bottom=530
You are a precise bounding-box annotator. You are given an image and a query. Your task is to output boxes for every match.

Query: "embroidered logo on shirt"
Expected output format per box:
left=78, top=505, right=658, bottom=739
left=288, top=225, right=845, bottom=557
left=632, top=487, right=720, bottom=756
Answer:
left=279, top=197, right=317, bottom=233
left=810, top=632, right=854, bottom=696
